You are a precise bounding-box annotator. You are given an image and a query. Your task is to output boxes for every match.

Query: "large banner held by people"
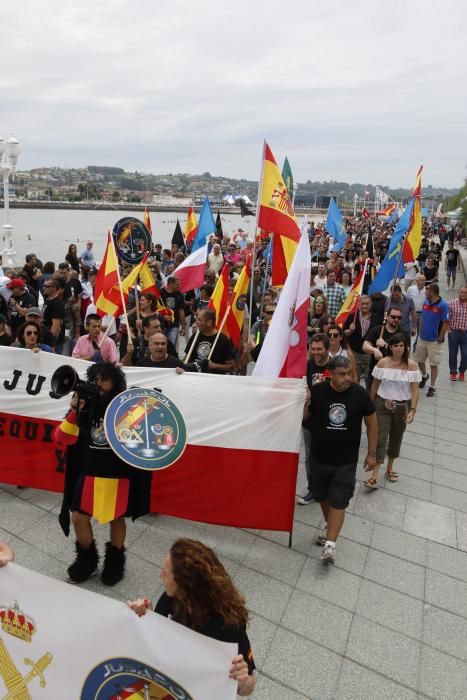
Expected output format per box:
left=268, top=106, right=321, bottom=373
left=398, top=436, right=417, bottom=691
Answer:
left=0, top=347, right=305, bottom=532
left=0, top=563, right=237, bottom=699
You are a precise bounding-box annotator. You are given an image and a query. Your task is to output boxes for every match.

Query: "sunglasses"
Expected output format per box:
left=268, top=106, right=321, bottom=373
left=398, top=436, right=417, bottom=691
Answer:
left=26, top=330, right=38, bottom=336
left=43, top=284, right=54, bottom=288
left=389, top=315, right=401, bottom=320
left=328, top=332, right=340, bottom=338
left=263, top=310, right=274, bottom=315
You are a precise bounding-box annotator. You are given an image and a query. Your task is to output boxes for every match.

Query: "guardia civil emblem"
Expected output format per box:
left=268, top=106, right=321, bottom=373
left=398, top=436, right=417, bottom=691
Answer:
left=112, top=217, right=151, bottom=265
left=104, top=388, right=187, bottom=471
left=81, top=657, right=194, bottom=699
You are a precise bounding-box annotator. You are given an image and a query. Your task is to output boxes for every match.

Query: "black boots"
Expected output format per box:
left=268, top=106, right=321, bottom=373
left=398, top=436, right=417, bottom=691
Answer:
left=101, top=541, right=126, bottom=586
left=67, top=540, right=99, bottom=583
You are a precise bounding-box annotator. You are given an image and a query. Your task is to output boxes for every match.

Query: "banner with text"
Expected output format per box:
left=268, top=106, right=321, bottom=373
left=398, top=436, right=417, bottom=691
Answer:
left=0, top=348, right=305, bottom=531
left=0, top=563, right=236, bottom=699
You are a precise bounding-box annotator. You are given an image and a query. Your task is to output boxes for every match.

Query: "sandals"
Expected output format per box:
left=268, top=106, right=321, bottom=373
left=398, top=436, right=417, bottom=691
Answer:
left=385, top=471, right=399, bottom=482
left=364, top=477, right=379, bottom=489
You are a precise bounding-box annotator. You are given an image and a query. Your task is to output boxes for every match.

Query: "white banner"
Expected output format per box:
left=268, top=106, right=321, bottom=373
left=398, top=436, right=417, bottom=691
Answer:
left=0, top=564, right=237, bottom=699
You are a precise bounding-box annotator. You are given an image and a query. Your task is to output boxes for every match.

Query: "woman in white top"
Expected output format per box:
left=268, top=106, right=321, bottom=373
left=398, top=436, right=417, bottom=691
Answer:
left=339, top=270, right=353, bottom=297
left=364, top=333, right=421, bottom=488
left=327, top=323, right=357, bottom=382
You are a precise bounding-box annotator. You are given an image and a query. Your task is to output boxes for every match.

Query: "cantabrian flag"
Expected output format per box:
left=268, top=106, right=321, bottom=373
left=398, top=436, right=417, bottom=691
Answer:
left=258, top=143, right=301, bottom=287
left=144, top=206, right=152, bottom=235
left=403, top=165, right=423, bottom=263
left=208, top=264, right=230, bottom=328
left=185, top=206, right=198, bottom=245
left=382, top=203, right=397, bottom=217
left=94, top=231, right=121, bottom=318
left=226, top=255, right=251, bottom=346
left=335, top=266, right=365, bottom=327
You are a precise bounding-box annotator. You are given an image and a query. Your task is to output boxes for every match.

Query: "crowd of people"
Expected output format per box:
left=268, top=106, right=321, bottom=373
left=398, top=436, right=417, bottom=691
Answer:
left=0, top=214, right=466, bottom=695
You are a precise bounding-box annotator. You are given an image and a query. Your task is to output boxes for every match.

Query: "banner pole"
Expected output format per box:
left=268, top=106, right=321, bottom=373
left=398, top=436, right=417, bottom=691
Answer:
left=248, top=140, right=266, bottom=336
left=134, top=279, right=142, bottom=338
left=184, top=329, right=199, bottom=363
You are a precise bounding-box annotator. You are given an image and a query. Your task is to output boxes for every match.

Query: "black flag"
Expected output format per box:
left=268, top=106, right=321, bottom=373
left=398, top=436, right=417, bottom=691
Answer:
left=215, top=211, right=224, bottom=240
left=240, top=199, right=255, bottom=217
left=366, top=222, right=375, bottom=259
left=172, top=219, right=187, bottom=253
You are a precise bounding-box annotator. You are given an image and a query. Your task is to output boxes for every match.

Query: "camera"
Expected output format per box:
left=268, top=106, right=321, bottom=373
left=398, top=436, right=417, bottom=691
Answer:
left=49, top=365, right=99, bottom=404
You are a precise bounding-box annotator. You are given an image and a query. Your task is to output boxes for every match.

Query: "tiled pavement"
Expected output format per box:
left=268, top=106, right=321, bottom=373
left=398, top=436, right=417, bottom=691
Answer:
left=1, top=256, right=467, bottom=698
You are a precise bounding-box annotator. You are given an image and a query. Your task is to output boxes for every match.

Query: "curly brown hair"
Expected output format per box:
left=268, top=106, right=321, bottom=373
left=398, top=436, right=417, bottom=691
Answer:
left=170, top=538, right=249, bottom=628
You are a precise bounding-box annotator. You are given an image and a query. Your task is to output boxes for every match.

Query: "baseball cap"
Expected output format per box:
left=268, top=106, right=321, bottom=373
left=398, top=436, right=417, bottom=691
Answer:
left=6, top=278, right=26, bottom=290
left=26, top=307, right=42, bottom=317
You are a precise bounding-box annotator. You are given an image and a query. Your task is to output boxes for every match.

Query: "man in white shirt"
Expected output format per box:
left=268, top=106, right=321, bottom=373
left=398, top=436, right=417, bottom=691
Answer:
left=207, top=243, right=224, bottom=274
left=407, top=273, right=426, bottom=350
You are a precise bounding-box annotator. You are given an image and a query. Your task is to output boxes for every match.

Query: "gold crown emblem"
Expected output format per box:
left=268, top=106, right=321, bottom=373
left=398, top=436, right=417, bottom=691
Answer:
left=0, top=601, right=35, bottom=642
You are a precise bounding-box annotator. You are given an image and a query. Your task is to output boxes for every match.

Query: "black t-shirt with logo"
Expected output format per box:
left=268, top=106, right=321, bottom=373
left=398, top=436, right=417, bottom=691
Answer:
left=306, top=382, right=374, bottom=466
left=138, top=355, right=186, bottom=369
left=184, top=332, right=234, bottom=372
left=365, top=324, right=399, bottom=374
left=7, top=291, right=36, bottom=336
left=160, top=289, right=184, bottom=327
left=64, top=279, right=83, bottom=302
left=445, top=249, right=459, bottom=267
left=306, top=358, right=330, bottom=389
left=43, top=296, right=66, bottom=345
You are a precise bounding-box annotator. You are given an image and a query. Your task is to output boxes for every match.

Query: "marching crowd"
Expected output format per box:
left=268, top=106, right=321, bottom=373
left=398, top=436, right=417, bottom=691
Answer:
left=1, top=214, right=466, bottom=695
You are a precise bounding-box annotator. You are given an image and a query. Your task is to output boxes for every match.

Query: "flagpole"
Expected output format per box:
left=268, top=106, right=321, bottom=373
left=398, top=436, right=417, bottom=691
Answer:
left=110, top=236, right=131, bottom=340
left=134, top=280, right=142, bottom=338
left=207, top=306, right=231, bottom=360
left=184, top=329, right=199, bottom=363
left=352, top=258, right=369, bottom=324
left=248, top=140, right=266, bottom=336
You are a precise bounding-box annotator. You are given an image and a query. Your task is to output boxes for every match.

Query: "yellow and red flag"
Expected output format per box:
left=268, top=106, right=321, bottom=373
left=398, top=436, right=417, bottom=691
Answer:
left=185, top=206, right=198, bottom=245
left=335, top=265, right=365, bottom=327
left=208, top=264, right=230, bottom=328
left=139, top=259, right=160, bottom=298
left=226, top=255, right=251, bottom=346
left=94, top=231, right=121, bottom=318
left=105, top=253, right=149, bottom=316
left=403, top=165, right=423, bottom=263
left=382, top=203, right=397, bottom=217
left=80, top=476, right=129, bottom=525
left=143, top=206, right=152, bottom=236
left=258, top=143, right=301, bottom=287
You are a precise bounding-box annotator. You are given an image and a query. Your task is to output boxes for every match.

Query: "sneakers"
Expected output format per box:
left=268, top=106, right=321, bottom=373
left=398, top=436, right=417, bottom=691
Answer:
left=459, top=373, right=465, bottom=382
left=297, top=491, right=314, bottom=505
left=419, top=374, right=428, bottom=389
left=315, top=529, right=327, bottom=546
left=426, top=386, right=436, bottom=397
left=450, top=373, right=457, bottom=381
left=321, top=541, right=336, bottom=564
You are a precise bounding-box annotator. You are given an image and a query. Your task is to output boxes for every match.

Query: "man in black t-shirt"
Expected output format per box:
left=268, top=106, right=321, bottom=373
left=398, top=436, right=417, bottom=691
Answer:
left=303, top=356, right=377, bottom=564
left=6, top=278, right=35, bottom=337
left=42, top=277, right=66, bottom=351
left=138, top=333, right=188, bottom=370
left=161, top=276, right=186, bottom=346
left=445, top=242, right=460, bottom=291
left=362, top=307, right=403, bottom=379
left=184, top=308, right=235, bottom=374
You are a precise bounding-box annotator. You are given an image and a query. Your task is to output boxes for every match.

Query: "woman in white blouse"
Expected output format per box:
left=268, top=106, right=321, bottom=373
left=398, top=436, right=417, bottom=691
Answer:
left=364, top=333, right=421, bottom=488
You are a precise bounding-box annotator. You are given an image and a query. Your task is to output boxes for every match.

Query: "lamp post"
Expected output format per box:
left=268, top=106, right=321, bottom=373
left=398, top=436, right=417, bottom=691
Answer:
left=0, top=134, right=21, bottom=267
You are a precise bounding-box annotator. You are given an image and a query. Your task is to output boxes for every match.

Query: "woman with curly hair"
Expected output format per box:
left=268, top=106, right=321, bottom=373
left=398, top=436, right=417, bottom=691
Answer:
left=16, top=319, right=52, bottom=353
left=128, top=538, right=256, bottom=696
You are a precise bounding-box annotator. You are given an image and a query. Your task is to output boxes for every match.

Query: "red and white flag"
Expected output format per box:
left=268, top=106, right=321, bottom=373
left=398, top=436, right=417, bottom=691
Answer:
left=253, top=229, right=311, bottom=378
left=171, top=242, right=207, bottom=292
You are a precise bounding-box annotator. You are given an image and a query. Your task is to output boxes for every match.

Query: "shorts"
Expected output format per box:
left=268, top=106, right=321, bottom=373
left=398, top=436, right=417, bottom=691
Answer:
left=310, top=457, right=356, bottom=509
left=414, top=338, right=443, bottom=366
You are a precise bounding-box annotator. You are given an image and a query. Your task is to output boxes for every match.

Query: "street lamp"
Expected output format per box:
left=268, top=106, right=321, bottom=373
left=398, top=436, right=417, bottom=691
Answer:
left=0, top=133, right=21, bottom=267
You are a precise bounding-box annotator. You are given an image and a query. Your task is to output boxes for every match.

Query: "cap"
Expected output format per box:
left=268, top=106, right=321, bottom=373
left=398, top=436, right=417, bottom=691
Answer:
left=6, top=278, right=26, bottom=290
left=26, top=307, right=42, bottom=317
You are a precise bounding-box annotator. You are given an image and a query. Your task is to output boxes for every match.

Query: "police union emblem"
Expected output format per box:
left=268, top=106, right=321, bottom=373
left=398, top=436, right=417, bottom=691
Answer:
left=104, top=388, right=187, bottom=471
left=112, top=217, right=151, bottom=265
left=81, top=657, right=193, bottom=699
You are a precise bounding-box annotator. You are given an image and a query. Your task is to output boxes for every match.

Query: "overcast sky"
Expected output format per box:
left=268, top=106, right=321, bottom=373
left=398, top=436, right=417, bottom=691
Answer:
left=1, top=0, right=466, bottom=188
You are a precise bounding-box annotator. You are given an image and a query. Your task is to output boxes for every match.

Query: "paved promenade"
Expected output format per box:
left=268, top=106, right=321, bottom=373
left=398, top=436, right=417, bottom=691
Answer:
left=1, top=258, right=466, bottom=698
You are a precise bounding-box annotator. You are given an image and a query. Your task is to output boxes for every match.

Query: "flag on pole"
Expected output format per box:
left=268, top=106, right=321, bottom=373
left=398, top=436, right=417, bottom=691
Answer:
left=368, top=200, right=414, bottom=294
left=282, top=156, right=294, bottom=200
left=94, top=231, right=121, bottom=318
left=172, top=198, right=215, bottom=292
left=226, top=255, right=252, bottom=346
left=215, top=211, right=224, bottom=240
left=185, top=206, right=198, bottom=246
left=403, top=165, right=423, bottom=263
left=258, top=143, right=301, bottom=288
left=253, top=230, right=311, bottom=378
left=208, top=264, right=230, bottom=328
left=105, top=252, right=149, bottom=316
left=240, top=199, right=255, bottom=217
left=382, top=203, right=397, bottom=217
left=172, top=218, right=187, bottom=252
left=335, top=266, right=365, bottom=326
left=139, top=259, right=160, bottom=298
left=326, top=198, right=346, bottom=252
left=366, top=222, right=375, bottom=259
left=144, top=206, right=152, bottom=236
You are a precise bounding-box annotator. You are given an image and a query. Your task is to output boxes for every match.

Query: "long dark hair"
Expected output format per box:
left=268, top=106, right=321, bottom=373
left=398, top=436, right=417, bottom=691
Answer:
left=328, top=322, right=349, bottom=350
left=17, top=320, right=42, bottom=347
left=170, top=538, right=249, bottom=628
left=86, top=362, right=126, bottom=399
left=386, top=332, right=409, bottom=365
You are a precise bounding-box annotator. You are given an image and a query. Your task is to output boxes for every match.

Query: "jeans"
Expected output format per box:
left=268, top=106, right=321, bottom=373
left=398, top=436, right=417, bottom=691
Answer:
left=448, top=330, right=467, bottom=374
left=166, top=326, right=179, bottom=347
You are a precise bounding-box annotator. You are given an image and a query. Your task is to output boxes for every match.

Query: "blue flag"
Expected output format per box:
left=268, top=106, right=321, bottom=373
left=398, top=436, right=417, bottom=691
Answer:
left=368, top=199, right=414, bottom=293
left=387, top=208, right=399, bottom=225
left=326, top=198, right=346, bottom=252
left=192, top=197, right=216, bottom=252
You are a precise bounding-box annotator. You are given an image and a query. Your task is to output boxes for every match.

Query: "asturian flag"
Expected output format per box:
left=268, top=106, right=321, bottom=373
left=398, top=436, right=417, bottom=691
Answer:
left=326, top=198, right=347, bottom=252
left=253, top=229, right=311, bottom=378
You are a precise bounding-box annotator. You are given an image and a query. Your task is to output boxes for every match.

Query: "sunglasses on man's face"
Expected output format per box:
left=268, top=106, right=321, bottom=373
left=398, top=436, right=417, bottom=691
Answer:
left=26, top=330, right=38, bottom=336
left=389, top=315, right=401, bottom=320
left=328, top=332, right=340, bottom=338
left=263, top=310, right=274, bottom=315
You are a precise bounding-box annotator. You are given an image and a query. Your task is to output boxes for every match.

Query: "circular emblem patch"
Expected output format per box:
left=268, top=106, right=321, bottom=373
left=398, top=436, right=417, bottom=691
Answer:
left=329, top=404, right=347, bottom=426
left=104, top=388, right=187, bottom=471
left=81, top=657, right=193, bottom=699
left=112, top=217, right=151, bottom=265
left=236, top=293, right=247, bottom=311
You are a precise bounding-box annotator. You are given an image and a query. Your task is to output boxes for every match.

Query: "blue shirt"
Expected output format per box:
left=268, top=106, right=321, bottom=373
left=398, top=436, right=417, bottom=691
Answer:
left=420, top=297, right=449, bottom=342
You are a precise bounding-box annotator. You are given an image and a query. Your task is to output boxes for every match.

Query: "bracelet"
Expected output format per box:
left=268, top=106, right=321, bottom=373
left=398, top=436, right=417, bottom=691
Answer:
left=408, top=407, right=416, bottom=413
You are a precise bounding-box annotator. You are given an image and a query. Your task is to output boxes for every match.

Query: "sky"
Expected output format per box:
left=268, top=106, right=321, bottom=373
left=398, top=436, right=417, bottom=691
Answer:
left=1, top=0, right=466, bottom=188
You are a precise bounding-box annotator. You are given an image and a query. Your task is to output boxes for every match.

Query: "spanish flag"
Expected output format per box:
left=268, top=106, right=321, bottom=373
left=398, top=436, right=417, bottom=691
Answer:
left=403, top=165, right=423, bottom=263
left=104, top=253, right=149, bottom=316
left=185, top=206, right=198, bottom=245
left=335, top=266, right=365, bottom=327
left=226, top=255, right=251, bottom=346
left=139, top=259, right=161, bottom=298
left=94, top=231, right=121, bottom=318
left=144, top=206, right=152, bottom=236
left=258, top=143, right=301, bottom=287
left=382, top=203, right=397, bottom=217
left=80, top=476, right=130, bottom=525
left=208, top=264, right=230, bottom=328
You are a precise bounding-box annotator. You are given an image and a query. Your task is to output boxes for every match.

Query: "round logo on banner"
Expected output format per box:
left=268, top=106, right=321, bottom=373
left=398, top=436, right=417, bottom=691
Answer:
left=104, top=388, right=187, bottom=471
left=112, top=217, right=151, bottom=264
left=81, top=657, right=194, bottom=699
